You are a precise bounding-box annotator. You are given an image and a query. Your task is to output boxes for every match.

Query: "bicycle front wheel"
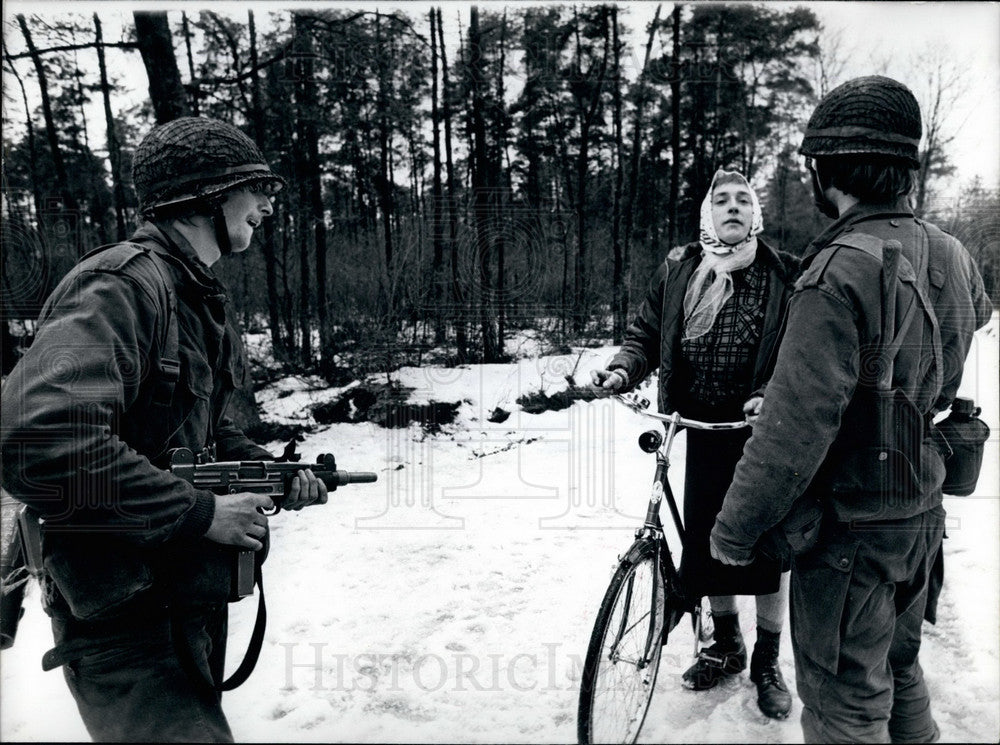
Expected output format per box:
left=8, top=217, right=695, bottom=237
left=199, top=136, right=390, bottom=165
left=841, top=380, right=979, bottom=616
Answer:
left=577, top=539, right=665, bottom=744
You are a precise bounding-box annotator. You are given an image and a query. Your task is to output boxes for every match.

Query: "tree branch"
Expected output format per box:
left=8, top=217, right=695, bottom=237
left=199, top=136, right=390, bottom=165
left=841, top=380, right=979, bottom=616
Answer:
left=189, top=44, right=290, bottom=85
left=5, top=41, right=137, bottom=59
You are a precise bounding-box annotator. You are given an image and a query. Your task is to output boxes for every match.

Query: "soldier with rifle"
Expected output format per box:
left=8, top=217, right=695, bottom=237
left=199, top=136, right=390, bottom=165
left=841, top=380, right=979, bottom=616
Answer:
left=0, top=117, right=374, bottom=742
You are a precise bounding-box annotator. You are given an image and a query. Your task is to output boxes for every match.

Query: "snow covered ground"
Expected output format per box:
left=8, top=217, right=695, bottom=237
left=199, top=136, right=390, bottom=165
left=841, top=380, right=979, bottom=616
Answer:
left=2, top=315, right=997, bottom=743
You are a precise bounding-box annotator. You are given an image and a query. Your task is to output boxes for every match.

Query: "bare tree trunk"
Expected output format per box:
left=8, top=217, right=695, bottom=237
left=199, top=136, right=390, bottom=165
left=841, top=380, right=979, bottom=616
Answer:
left=707, top=14, right=726, bottom=176
left=611, top=6, right=625, bottom=343
left=430, top=9, right=445, bottom=343
left=295, top=24, right=329, bottom=373
left=181, top=12, right=201, bottom=116
left=70, top=48, right=91, bottom=153
left=469, top=6, right=498, bottom=362
left=291, top=14, right=313, bottom=366
left=132, top=11, right=188, bottom=123
left=375, top=11, right=395, bottom=298
left=572, top=7, right=610, bottom=334
left=248, top=10, right=284, bottom=359
left=777, top=153, right=788, bottom=248
left=16, top=15, right=77, bottom=214
left=668, top=5, right=682, bottom=249
left=494, top=9, right=509, bottom=355
left=623, top=4, right=661, bottom=325
left=94, top=14, right=127, bottom=241
left=552, top=105, right=574, bottom=335
left=438, top=7, right=467, bottom=362
left=280, top=210, right=296, bottom=347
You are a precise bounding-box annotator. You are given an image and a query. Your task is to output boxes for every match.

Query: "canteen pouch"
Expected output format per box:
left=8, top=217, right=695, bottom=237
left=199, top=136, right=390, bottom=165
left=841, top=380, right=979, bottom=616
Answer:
left=936, top=398, right=991, bottom=496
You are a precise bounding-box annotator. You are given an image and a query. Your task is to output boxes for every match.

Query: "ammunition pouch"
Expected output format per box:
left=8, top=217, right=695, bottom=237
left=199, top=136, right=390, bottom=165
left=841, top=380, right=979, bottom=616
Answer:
left=40, top=523, right=266, bottom=622
left=825, top=387, right=924, bottom=511
left=41, top=531, right=155, bottom=622
left=153, top=530, right=267, bottom=605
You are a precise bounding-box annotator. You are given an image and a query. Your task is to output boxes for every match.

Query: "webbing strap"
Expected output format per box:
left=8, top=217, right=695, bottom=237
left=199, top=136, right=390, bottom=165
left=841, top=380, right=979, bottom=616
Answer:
left=835, top=231, right=942, bottom=396
left=142, top=248, right=180, bottom=411
left=171, top=569, right=267, bottom=693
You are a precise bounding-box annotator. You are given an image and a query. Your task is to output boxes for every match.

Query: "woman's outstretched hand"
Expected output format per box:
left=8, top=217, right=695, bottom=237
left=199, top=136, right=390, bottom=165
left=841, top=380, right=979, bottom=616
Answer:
left=590, top=369, right=628, bottom=391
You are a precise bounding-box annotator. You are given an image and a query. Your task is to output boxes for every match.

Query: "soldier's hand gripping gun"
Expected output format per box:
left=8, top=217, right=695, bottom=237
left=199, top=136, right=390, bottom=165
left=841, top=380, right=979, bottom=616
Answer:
left=168, top=448, right=378, bottom=599
left=168, top=447, right=378, bottom=512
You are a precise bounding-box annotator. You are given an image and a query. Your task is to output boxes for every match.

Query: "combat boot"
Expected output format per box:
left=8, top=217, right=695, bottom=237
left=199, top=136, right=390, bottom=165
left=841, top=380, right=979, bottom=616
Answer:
left=750, top=628, right=792, bottom=719
left=682, top=612, right=746, bottom=691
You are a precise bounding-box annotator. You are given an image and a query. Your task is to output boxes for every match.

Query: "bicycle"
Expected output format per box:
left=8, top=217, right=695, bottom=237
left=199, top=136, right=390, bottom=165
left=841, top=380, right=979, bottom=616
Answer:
left=576, top=391, right=750, bottom=744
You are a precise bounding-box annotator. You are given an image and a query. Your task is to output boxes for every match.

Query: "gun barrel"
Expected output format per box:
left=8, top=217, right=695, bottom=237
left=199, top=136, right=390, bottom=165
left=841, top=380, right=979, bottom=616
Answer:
left=323, top=471, right=378, bottom=487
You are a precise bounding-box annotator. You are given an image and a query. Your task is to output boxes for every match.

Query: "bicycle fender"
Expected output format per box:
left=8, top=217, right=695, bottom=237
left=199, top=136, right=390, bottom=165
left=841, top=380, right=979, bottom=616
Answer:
left=622, top=538, right=659, bottom=566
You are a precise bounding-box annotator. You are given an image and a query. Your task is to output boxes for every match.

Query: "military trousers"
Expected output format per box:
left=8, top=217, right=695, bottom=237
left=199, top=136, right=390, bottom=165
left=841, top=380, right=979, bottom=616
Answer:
left=790, top=505, right=944, bottom=743
left=47, top=599, right=233, bottom=743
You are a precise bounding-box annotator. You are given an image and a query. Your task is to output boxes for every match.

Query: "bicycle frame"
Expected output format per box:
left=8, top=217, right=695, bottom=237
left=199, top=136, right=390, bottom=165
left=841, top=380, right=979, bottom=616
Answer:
left=612, top=393, right=749, bottom=662
left=577, top=389, right=752, bottom=745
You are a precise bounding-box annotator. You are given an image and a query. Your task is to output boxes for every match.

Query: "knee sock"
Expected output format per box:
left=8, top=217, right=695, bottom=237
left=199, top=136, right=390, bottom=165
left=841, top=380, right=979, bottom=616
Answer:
left=712, top=611, right=742, bottom=645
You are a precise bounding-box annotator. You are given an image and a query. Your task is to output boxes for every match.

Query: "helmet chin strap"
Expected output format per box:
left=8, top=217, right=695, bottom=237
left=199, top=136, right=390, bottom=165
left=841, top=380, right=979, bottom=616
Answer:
left=208, top=197, right=233, bottom=256
left=809, top=165, right=840, bottom=219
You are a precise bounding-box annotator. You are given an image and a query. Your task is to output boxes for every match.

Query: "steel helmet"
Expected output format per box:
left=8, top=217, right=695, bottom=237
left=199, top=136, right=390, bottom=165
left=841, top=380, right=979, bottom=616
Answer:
left=132, top=117, right=284, bottom=218
left=800, top=76, right=922, bottom=169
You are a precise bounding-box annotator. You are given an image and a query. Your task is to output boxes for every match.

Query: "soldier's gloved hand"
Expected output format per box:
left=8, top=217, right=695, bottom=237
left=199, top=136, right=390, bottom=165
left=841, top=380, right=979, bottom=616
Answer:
left=283, top=469, right=329, bottom=512
left=590, top=368, right=628, bottom=391
left=205, top=493, right=274, bottom=550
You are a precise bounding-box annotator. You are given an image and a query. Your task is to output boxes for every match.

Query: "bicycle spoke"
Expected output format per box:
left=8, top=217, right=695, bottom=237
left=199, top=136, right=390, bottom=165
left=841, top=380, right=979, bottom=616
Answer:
left=614, top=610, right=652, bottom=651
left=579, top=548, right=665, bottom=744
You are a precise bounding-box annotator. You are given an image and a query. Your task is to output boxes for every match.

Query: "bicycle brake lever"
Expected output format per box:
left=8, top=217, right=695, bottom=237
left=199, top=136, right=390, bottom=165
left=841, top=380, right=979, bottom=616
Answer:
left=619, top=393, right=650, bottom=410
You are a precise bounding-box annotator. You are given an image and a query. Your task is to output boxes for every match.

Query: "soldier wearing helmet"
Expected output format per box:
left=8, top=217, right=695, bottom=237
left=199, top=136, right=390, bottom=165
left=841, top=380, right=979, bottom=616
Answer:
left=0, top=117, right=326, bottom=742
left=707, top=77, right=990, bottom=742
left=132, top=116, right=286, bottom=258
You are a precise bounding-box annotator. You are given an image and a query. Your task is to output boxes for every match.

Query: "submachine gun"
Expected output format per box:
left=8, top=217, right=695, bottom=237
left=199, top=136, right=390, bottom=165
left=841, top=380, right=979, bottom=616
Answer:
left=0, top=448, right=379, bottom=650
left=167, top=447, right=378, bottom=511
left=168, top=447, right=378, bottom=599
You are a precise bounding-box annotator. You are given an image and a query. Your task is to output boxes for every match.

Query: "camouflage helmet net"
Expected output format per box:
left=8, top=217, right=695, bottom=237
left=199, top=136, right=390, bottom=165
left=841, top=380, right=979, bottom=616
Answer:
left=800, top=76, right=922, bottom=169
left=132, top=117, right=284, bottom=216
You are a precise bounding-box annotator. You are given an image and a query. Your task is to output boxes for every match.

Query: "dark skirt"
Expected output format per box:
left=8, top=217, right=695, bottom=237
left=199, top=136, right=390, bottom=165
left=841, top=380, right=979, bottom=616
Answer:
left=677, top=406, right=782, bottom=599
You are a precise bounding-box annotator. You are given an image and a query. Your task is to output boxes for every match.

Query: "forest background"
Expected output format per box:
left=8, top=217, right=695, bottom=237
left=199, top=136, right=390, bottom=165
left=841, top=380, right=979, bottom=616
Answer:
left=3, top=1, right=998, bottom=434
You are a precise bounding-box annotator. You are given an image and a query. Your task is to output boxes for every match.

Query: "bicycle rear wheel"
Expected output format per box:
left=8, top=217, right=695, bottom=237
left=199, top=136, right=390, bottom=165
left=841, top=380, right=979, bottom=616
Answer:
left=577, top=538, right=667, bottom=744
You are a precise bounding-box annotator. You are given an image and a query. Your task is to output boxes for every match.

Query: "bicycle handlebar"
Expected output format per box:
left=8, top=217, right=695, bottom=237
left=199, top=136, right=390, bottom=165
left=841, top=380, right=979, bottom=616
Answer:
left=613, top=394, right=749, bottom=430
left=561, top=386, right=749, bottom=430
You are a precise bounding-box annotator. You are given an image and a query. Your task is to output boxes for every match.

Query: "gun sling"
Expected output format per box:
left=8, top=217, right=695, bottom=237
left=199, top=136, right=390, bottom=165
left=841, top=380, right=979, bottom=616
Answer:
left=171, top=567, right=268, bottom=693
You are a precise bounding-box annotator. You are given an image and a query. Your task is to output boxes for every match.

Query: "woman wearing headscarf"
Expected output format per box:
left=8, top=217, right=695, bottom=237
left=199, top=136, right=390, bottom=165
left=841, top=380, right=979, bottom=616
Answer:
left=591, top=169, right=800, bottom=719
